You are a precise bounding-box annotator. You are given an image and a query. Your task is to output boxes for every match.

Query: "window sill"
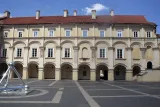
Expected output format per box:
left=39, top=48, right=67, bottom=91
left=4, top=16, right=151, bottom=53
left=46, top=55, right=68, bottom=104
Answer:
left=133, top=58, right=140, bottom=60
left=45, top=57, right=55, bottom=59
left=115, top=58, right=126, bottom=60
left=97, top=58, right=108, bottom=60
left=14, top=57, right=23, bottom=59
left=30, top=57, right=38, bottom=59
left=62, top=57, right=72, bottom=59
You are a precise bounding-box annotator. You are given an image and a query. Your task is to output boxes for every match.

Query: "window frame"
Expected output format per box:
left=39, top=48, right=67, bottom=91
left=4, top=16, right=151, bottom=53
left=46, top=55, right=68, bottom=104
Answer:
left=146, top=31, right=152, bottom=38
left=18, top=31, right=23, bottom=38
left=32, top=48, right=37, bottom=57
left=133, top=31, right=139, bottom=38
left=82, top=29, right=88, bottom=37
left=4, top=31, right=8, bottom=38
left=1, top=48, right=7, bottom=57
left=47, top=48, right=54, bottom=58
left=64, top=48, right=71, bottom=58
left=116, top=49, right=124, bottom=59
left=99, top=30, right=105, bottom=37
left=117, top=30, right=123, bottom=37
left=65, top=29, right=71, bottom=37
left=33, top=31, right=38, bottom=37
left=48, top=30, right=54, bottom=37
left=99, top=48, right=106, bottom=58
left=16, top=48, right=22, bottom=57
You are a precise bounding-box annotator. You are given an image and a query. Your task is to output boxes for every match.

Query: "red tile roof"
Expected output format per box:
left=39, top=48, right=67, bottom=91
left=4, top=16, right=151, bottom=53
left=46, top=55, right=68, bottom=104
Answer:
left=0, top=15, right=156, bottom=26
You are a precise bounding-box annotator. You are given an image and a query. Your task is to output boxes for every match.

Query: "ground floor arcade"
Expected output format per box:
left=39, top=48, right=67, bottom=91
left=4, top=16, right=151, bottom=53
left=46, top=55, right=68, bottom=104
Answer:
left=0, top=62, right=146, bottom=81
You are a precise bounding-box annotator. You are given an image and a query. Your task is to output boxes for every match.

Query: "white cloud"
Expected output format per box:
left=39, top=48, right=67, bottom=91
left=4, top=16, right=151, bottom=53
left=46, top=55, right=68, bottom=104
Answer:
left=82, top=3, right=109, bottom=14
left=0, top=13, right=3, bottom=17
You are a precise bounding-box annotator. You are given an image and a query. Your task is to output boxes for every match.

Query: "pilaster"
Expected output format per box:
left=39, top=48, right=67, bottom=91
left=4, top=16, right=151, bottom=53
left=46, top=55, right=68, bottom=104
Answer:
left=72, top=68, right=78, bottom=80
left=90, top=69, right=96, bottom=81
left=38, top=67, right=44, bottom=80
left=23, top=67, right=28, bottom=79
left=108, top=69, right=114, bottom=81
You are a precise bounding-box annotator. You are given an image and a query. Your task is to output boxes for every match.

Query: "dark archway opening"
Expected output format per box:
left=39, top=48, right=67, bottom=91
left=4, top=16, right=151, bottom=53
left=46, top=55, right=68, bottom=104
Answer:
left=61, top=64, right=72, bottom=79
left=28, top=63, right=38, bottom=78
left=133, top=66, right=141, bottom=76
left=96, top=65, right=108, bottom=80
left=147, top=61, right=152, bottom=69
left=78, top=65, right=90, bottom=80
left=14, top=63, right=23, bottom=78
left=44, top=64, right=55, bottom=79
left=0, top=63, right=8, bottom=79
left=114, top=65, right=126, bottom=80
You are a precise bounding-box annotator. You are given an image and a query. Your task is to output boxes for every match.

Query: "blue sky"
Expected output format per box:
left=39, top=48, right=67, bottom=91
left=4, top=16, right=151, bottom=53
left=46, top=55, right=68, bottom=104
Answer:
left=0, top=0, right=159, bottom=33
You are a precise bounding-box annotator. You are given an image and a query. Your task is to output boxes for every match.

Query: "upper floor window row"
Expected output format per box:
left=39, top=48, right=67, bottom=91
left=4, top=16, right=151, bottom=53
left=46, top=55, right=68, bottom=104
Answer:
left=147, top=31, right=151, bottom=38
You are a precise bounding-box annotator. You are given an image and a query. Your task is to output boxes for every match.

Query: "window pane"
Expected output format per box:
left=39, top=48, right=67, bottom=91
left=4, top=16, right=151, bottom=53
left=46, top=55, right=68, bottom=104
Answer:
left=83, top=30, right=88, bottom=37
left=66, top=31, right=70, bottom=37
left=100, top=31, right=105, bottom=37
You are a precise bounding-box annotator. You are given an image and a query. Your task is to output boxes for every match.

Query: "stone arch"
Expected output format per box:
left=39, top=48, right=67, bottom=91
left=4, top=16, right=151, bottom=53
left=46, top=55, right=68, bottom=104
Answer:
left=78, top=41, right=93, bottom=47
left=113, top=41, right=128, bottom=47
left=44, top=62, right=56, bottom=67
left=29, top=41, right=41, bottom=46
left=61, top=63, right=73, bottom=79
left=13, top=62, right=23, bottom=78
left=96, top=63, right=108, bottom=80
left=44, top=63, right=55, bottom=79
left=78, top=64, right=90, bottom=80
left=61, top=62, right=73, bottom=68
left=60, top=40, right=75, bottom=46
left=2, top=41, right=11, bottom=47
left=130, top=42, right=142, bottom=48
left=13, top=41, right=26, bottom=47
left=95, top=41, right=110, bottom=47
left=144, top=42, right=155, bottom=48
left=44, top=41, right=58, bottom=47
left=132, top=65, right=141, bottom=76
left=78, top=62, right=90, bottom=68
left=114, top=64, right=126, bottom=80
left=28, top=62, right=39, bottom=78
left=0, top=63, right=8, bottom=78
left=114, top=63, right=127, bottom=69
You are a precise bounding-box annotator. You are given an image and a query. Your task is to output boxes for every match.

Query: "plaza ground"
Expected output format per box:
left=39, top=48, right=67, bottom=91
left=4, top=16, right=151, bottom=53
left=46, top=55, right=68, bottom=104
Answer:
left=0, top=79, right=160, bottom=107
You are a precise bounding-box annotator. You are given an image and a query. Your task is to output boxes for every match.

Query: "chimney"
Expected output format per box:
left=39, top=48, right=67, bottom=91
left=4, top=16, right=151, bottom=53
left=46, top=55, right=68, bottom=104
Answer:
left=64, top=10, right=68, bottom=17
left=110, top=10, right=114, bottom=16
left=92, top=10, right=96, bottom=19
left=4, top=10, right=10, bottom=18
left=74, top=10, right=77, bottom=16
left=36, top=10, right=40, bottom=19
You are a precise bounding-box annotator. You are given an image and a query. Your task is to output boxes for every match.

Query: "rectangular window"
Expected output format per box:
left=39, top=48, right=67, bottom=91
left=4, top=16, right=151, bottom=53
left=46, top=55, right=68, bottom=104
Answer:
left=133, top=31, right=138, bottom=37
left=18, top=31, right=23, bottom=37
left=99, top=48, right=106, bottom=58
left=32, top=48, right=37, bottom=57
left=65, top=30, right=71, bottom=37
left=48, top=48, right=53, bottom=57
left=117, top=49, right=123, bottom=59
left=64, top=48, right=70, bottom=58
left=100, top=30, right=105, bottom=37
left=2, top=49, right=7, bottom=57
left=147, top=31, right=151, bottom=38
left=17, top=48, right=22, bottom=57
left=49, top=30, right=54, bottom=37
left=117, top=30, right=122, bottom=37
left=4, top=31, right=8, bottom=38
left=82, top=30, right=88, bottom=37
left=33, top=31, right=38, bottom=37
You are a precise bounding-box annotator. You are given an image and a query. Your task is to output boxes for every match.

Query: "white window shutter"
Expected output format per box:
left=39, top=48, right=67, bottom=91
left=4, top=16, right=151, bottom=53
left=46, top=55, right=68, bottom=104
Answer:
left=53, top=48, right=54, bottom=57
left=122, top=49, right=124, bottom=58
left=70, top=48, right=72, bottom=58
left=105, top=48, right=107, bottom=58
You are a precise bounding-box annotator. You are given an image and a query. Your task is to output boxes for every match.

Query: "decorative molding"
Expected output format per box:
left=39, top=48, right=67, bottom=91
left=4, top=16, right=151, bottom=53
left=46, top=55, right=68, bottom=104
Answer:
left=73, top=46, right=79, bottom=50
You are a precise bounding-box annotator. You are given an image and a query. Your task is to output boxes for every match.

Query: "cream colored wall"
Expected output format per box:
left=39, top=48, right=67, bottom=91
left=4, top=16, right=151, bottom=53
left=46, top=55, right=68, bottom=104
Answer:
left=132, top=45, right=141, bottom=59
